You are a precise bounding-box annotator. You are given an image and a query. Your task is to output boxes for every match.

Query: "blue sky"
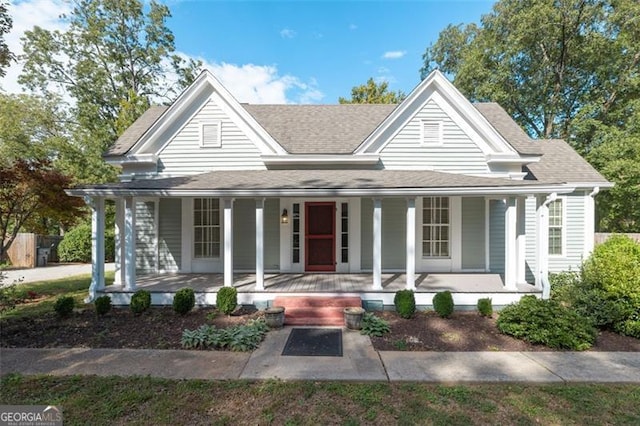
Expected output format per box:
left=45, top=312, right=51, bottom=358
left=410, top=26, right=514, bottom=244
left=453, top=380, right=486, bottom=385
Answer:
left=4, top=0, right=496, bottom=104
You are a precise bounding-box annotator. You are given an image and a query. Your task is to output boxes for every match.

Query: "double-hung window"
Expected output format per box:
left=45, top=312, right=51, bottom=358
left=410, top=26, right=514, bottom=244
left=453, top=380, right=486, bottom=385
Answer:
left=548, top=199, right=563, bottom=256
left=194, top=198, right=220, bottom=258
left=422, top=196, right=450, bottom=257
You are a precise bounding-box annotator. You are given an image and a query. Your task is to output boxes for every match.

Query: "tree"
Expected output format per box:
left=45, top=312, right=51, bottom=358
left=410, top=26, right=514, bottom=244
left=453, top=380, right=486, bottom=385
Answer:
left=0, top=0, right=13, bottom=77
left=0, top=159, right=84, bottom=262
left=339, top=78, right=405, bottom=104
left=19, top=0, right=201, bottom=184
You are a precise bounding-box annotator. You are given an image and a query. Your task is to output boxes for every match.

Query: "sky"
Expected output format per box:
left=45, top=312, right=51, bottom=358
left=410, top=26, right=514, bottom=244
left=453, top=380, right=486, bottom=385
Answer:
left=3, top=0, right=496, bottom=104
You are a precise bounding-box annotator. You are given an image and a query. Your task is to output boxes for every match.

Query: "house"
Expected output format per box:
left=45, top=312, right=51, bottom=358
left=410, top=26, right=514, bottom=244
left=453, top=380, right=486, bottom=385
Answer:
left=67, top=70, right=611, bottom=308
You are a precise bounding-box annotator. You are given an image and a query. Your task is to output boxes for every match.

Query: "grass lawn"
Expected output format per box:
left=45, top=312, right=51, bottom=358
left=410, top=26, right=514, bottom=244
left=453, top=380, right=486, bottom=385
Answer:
left=1, top=375, right=639, bottom=425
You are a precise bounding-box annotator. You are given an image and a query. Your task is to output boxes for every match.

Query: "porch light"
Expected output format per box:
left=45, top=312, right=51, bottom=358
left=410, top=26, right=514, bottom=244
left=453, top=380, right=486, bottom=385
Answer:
left=281, top=208, right=289, bottom=224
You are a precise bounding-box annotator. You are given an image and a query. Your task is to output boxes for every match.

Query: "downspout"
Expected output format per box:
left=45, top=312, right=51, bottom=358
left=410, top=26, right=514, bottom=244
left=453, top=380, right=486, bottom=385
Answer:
left=540, top=192, right=557, bottom=299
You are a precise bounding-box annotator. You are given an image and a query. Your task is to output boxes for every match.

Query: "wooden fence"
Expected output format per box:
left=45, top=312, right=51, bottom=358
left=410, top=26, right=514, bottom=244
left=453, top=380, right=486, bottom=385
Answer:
left=594, top=233, right=640, bottom=245
left=6, top=233, right=64, bottom=268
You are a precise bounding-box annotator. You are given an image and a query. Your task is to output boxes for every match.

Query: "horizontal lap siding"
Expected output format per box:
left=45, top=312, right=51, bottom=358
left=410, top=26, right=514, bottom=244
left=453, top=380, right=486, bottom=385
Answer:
left=233, top=199, right=255, bottom=270
left=549, top=194, right=585, bottom=272
left=525, top=197, right=537, bottom=283
left=380, top=100, right=489, bottom=173
left=489, top=199, right=505, bottom=274
left=158, top=198, right=182, bottom=272
left=461, top=197, right=485, bottom=269
left=360, top=198, right=406, bottom=270
left=136, top=201, right=156, bottom=274
left=264, top=199, right=280, bottom=270
left=158, top=98, right=265, bottom=175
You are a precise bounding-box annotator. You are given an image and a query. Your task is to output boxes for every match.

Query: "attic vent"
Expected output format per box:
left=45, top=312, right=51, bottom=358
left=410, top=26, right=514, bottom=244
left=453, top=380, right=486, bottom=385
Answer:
left=421, top=120, right=443, bottom=146
left=200, top=122, right=221, bottom=148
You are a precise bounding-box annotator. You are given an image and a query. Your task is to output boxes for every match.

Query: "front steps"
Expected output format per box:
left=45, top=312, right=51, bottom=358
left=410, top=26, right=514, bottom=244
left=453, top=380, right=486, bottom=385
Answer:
left=273, top=296, right=362, bottom=326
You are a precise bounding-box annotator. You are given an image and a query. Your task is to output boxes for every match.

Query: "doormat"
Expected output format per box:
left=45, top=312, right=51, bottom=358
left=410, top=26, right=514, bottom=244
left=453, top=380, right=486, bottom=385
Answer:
left=282, top=328, right=343, bottom=357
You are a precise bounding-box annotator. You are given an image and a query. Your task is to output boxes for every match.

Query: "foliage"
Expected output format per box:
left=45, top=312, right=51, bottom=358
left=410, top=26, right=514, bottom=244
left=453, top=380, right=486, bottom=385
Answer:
left=0, top=0, right=12, bottom=77
left=360, top=312, right=390, bottom=337
left=433, top=291, right=454, bottom=318
left=393, top=290, right=416, bottom=319
left=53, top=295, right=75, bottom=317
left=216, top=287, right=237, bottom=315
left=339, top=78, right=405, bottom=104
left=0, top=280, right=21, bottom=313
left=94, top=295, right=112, bottom=316
left=181, top=319, right=269, bottom=351
left=550, top=270, right=582, bottom=302
left=57, top=223, right=115, bottom=263
left=497, top=296, right=596, bottom=351
left=477, top=298, right=493, bottom=317
left=130, top=290, right=151, bottom=315
left=173, top=288, right=196, bottom=315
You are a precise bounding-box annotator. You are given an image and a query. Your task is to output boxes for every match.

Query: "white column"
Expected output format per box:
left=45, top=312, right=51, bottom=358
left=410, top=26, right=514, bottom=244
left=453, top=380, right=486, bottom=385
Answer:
left=373, top=198, right=382, bottom=290
left=516, top=197, right=527, bottom=284
left=406, top=198, right=416, bottom=290
left=255, top=198, right=265, bottom=291
left=536, top=194, right=555, bottom=298
left=504, top=197, right=517, bottom=290
left=114, top=198, right=125, bottom=286
left=124, top=196, right=137, bottom=291
left=87, top=196, right=105, bottom=302
left=583, top=187, right=599, bottom=259
left=223, top=198, right=234, bottom=287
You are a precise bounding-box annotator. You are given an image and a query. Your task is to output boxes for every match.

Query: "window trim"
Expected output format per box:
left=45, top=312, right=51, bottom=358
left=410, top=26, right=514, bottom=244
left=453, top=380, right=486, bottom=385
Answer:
left=422, top=196, right=450, bottom=259
left=420, top=120, right=443, bottom=147
left=548, top=197, right=566, bottom=257
left=199, top=121, right=221, bottom=148
left=193, top=198, right=221, bottom=259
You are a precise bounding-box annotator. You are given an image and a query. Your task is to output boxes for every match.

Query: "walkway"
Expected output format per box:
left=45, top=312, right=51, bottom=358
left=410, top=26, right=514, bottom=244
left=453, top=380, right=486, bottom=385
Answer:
left=2, top=327, right=639, bottom=383
left=2, top=263, right=115, bottom=286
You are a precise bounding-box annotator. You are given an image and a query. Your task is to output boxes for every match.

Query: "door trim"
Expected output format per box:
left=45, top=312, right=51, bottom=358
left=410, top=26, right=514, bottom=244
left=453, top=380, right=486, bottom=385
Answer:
left=305, top=202, right=336, bottom=271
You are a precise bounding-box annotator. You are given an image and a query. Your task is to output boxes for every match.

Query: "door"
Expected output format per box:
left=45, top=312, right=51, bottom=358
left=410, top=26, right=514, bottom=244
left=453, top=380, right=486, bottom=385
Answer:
left=305, top=202, right=335, bottom=271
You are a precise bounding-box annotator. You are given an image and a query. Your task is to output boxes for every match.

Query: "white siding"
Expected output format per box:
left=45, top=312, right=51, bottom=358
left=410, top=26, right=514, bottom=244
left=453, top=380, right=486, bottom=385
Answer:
left=158, top=97, right=266, bottom=175
left=525, top=196, right=537, bottom=283
left=135, top=201, right=156, bottom=274
left=379, top=99, right=490, bottom=173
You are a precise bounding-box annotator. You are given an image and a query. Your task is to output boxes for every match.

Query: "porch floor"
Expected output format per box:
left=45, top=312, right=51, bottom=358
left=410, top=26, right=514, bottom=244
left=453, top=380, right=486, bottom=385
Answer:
left=104, top=273, right=539, bottom=294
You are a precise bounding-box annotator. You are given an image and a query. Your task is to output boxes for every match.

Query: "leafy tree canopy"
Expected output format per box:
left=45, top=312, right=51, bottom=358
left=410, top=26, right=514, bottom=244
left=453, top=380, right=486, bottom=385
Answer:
left=339, top=78, right=405, bottom=104
left=0, top=0, right=13, bottom=77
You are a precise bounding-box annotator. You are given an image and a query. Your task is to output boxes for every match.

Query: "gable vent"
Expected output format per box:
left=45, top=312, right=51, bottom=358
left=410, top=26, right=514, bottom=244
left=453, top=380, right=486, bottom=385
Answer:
left=200, top=122, right=221, bottom=148
left=421, top=120, right=443, bottom=146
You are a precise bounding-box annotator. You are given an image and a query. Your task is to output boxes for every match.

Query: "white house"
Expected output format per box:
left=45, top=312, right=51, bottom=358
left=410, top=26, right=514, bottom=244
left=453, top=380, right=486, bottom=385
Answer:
left=67, top=70, right=611, bottom=308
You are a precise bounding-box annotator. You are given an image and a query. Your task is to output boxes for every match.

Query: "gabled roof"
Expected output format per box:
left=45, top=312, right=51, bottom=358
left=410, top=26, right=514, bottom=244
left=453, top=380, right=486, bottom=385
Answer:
left=106, top=106, right=168, bottom=157
left=473, top=103, right=541, bottom=155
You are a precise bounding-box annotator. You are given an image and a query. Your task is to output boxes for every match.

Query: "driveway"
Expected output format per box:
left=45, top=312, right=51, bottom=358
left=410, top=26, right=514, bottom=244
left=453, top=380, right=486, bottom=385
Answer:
left=2, top=263, right=115, bottom=286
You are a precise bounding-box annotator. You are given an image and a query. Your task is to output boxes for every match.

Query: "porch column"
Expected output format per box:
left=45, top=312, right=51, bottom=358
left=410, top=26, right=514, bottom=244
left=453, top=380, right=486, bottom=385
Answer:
left=406, top=197, right=416, bottom=290
left=114, top=198, right=126, bottom=286
left=255, top=198, right=265, bottom=291
left=536, top=193, right=556, bottom=299
left=516, top=197, right=527, bottom=284
left=86, top=196, right=105, bottom=302
left=583, top=187, right=599, bottom=259
left=504, top=197, right=517, bottom=290
left=372, top=198, right=382, bottom=290
left=123, top=196, right=137, bottom=291
left=223, top=198, right=234, bottom=287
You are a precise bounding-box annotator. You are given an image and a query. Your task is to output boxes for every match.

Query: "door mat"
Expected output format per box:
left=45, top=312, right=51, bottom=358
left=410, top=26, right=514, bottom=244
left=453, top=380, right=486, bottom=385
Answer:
left=282, top=328, right=343, bottom=357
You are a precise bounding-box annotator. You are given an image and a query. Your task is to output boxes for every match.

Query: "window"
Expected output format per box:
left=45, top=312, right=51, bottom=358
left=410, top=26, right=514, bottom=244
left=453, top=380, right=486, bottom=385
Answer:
left=422, top=197, right=449, bottom=257
left=292, top=203, right=300, bottom=263
left=200, top=122, right=221, bottom=147
left=341, top=202, right=348, bottom=263
left=421, top=120, right=443, bottom=146
left=548, top=199, right=563, bottom=256
left=194, top=198, right=220, bottom=258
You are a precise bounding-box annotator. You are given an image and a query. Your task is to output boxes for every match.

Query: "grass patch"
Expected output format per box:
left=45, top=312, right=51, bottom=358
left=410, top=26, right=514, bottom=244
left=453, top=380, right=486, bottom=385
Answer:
left=1, top=375, right=638, bottom=425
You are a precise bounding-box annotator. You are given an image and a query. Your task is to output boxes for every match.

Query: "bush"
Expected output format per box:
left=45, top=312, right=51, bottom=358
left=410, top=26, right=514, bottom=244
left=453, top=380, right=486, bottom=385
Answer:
left=58, top=223, right=115, bottom=263
left=54, top=296, right=75, bottom=317
left=550, top=270, right=581, bottom=301
left=394, top=290, right=416, bottom=319
left=130, top=290, right=151, bottom=315
left=216, top=287, right=237, bottom=315
left=181, top=319, right=269, bottom=351
left=173, top=288, right=196, bottom=315
left=433, top=291, right=454, bottom=318
left=477, top=298, right=493, bottom=317
left=94, top=295, right=112, bottom=316
left=360, top=312, right=391, bottom=337
left=497, top=295, right=596, bottom=350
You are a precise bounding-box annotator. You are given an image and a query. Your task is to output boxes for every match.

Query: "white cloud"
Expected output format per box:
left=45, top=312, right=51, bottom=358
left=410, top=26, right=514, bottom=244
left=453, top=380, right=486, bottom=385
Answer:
left=382, top=50, right=406, bottom=60
left=279, top=28, right=296, bottom=39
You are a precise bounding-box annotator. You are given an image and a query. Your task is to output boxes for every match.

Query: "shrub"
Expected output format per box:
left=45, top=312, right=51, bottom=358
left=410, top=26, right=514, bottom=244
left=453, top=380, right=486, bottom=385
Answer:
left=54, top=296, right=75, bottom=317
left=173, top=288, right=196, bottom=315
left=433, top=291, right=454, bottom=318
left=497, top=295, right=596, bottom=350
left=130, top=290, right=151, bottom=315
left=58, top=223, right=115, bottom=263
left=477, top=298, right=493, bottom=317
left=550, top=270, right=581, bottom=301
left=216, top=287, right=237, bottom=315
left=360, top=312, right=391, bottom=337
left=181, top=319, right=269, bottom=351
left=394, top=290, right=416, bottom=319
left=94, top=295, right=112, bottom=316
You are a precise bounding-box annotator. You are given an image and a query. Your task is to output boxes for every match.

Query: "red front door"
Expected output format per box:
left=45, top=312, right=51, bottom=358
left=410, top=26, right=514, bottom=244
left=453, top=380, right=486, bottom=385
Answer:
left=305, top=202, right=336, bottom=271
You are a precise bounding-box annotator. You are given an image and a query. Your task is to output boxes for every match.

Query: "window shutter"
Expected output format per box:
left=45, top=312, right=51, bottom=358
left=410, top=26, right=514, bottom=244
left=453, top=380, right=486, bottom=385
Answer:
left=201, top=122, right=220, bottom=147
left=422, top=121, right=442, bottom=146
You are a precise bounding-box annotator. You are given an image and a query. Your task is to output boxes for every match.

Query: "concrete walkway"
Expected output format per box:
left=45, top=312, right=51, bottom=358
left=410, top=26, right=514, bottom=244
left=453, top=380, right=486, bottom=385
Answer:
left=2, top=263, right=115, bottom=285
left=2, top=328, right=639, bottom=383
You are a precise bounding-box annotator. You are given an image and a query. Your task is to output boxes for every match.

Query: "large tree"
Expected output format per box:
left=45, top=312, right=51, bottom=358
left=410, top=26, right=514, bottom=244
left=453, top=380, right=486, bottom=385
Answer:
left=339, top=78, right=405, bottom=104
left=0, top=0, right=13, bottom=77
left=19, top=0, right=201, bottom=184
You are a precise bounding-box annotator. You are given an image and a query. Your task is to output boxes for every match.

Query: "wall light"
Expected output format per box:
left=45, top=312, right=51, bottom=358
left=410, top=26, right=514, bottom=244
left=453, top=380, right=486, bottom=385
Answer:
left=281, top=208, right=289, bottom=224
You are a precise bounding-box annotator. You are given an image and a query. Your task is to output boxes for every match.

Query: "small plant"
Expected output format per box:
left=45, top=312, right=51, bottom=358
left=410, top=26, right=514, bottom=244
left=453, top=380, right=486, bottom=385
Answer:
left=130, top=290, right=151, bottom=315
left=433, top=291, right=454, bottom=318
left=216, top=287, right=237, bottom=315
left=394, top=289, right=416, bottom=319
left=94, top=295, right=112, bottom=316
left=393, top=339, right=408, bottom=350
left=477, top=298, right=493, bottom=317
left=360, top=312, right=390, bottom=337
left=54, top=296, right=75, bottom=317
left=173, top=287, right=196, bottom=315
left=181, top=319, right=269, bottom=351
left=206, top=310, right=219, bottom=321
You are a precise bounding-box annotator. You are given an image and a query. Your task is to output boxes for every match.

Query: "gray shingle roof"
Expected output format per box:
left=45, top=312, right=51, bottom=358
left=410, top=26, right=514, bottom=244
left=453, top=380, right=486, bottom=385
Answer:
left=525, top=139, right=608, bottom=184
left=105, top=105, right=168, bottom=157
left=473, top=103, right=541, bottom=155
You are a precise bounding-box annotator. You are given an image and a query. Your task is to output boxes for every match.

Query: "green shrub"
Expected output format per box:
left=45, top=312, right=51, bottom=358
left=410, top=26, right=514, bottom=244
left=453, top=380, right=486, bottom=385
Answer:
left=550, top=270, right=581, bottom=301
left=216, top=287, right=237, bottom=315
left=497, top=295, right=596, bottom=350
left=616, top=319, right=640, bottom=339
left=54, top=296, right=75, bottom=317
left=433, top=291, right=454, bottom=318
left=94, top=295, right=112, bottom=316
left=394, top=290, right=416, bottom=319
left=130, top=290, right=151, bottom=315
left=173, top=288, right=196, bottom=315
left=360, top=312, right=391, bottom=337
left=181, top=319, right=269, bottom=351
left=477, top=298, right=493, bottom=317
left=58, top=223, right=115, bottom=263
